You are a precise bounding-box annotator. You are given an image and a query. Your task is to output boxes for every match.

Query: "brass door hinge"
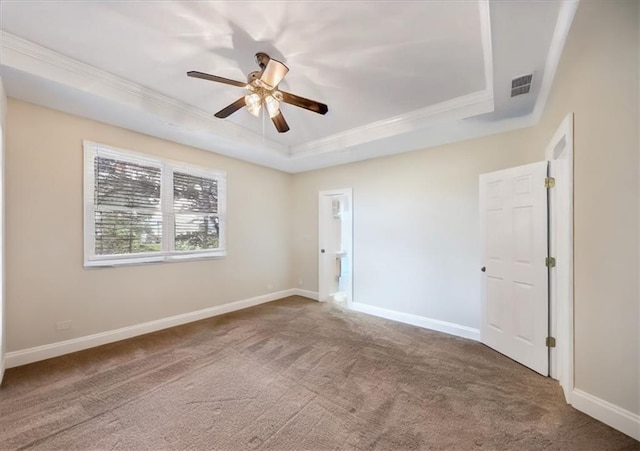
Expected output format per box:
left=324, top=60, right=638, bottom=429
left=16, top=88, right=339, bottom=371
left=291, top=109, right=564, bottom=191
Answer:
left=546, top=337, right=556, bottom=348
left=545, top=257, right=556, bottom=268
left=545, top=177, right=556, bottom=189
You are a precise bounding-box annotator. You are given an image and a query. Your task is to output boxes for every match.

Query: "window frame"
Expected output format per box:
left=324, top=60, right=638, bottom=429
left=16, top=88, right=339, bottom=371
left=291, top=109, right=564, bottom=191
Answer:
left=83, top=140, right=227, bottom=267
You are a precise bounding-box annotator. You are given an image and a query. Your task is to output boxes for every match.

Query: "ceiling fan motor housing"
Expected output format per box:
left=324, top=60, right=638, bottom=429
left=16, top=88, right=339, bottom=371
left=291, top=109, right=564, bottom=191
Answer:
left=247, top=71, right=262, bottom=83
left=255, top=52, right=271, bottom=70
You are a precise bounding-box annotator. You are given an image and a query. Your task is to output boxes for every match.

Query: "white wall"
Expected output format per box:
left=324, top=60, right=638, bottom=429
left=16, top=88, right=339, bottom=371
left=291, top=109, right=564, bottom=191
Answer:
left=292, top=127, right=541, bottom=331
left=5, top=99, right=292, bottom=353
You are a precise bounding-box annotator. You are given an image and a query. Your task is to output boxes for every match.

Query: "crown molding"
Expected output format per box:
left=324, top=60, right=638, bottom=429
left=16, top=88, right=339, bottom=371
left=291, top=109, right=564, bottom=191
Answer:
left=0, top=0, right=495, bottom=166
left=0, top=31, right=288, bottom=157
left=290, top=90, right=494, bottom=157
left=478, top=0, right=494, bottom=101
left=0, top=0, right=577, bottom=174
left=532, top=0, right=579, bottom=122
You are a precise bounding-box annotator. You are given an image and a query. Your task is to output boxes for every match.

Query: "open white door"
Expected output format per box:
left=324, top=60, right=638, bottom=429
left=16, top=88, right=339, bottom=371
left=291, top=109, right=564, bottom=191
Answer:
left=0, top=80, right=6, bottom=384
left=318, top=189, right=353, bottom=304
left=480, top=161, right=549, bottom=375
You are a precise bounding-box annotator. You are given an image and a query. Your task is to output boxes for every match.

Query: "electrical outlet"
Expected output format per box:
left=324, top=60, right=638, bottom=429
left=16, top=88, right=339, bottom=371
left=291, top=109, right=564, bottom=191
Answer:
left=267, top=283, right=274, bottom=290
left=298, top=278, right=304, bottom=287
left=56, top=320, right=72, bottom=331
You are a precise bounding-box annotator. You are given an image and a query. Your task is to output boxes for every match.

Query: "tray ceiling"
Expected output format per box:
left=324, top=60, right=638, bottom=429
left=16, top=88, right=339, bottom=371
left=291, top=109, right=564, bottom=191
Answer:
left=0, top=1, right=577, bottom=172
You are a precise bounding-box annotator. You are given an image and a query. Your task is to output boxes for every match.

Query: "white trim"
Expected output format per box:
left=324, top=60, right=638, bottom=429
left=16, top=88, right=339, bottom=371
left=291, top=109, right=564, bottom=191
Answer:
left=0, top=4, right=576, bottom=174
left=83, top=140, right=227, bottom=267
left=318, top=188, right=354, bottom=306
left=572, top=389, right=640, bottom=441
left=292, top=91, right=494, bottom=157
left=349, top=302, right=480, bottom=341
left=532, top=1, right=580, bottom=122
left=0, top=77, right=5, bottom=385
left=545, top=113, right=574, bottom=403
left=292, top=289, right=320, bottom=301
left=288, top=291, right=493, bottom=344
left=0, top=28, right=495, bottom=172
left=5, top=289, right=298, bottom=369
left=478, top=0, right=494, bottom=102
left=83, top=251, right=228, bottom=268
left=0, top=31, right=287, bottom=158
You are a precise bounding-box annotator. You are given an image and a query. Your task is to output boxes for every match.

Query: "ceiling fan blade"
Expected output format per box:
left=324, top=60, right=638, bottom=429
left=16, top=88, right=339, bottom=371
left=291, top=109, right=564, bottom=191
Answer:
left=214, top=97, right=246, bottom=118
left=280, top=91, right=328, bottom=115
left=271, top=111, right=290, bottom=133
left=260, top=59, right=289, bottom=89
left=187, top=71, right=246, bottom=88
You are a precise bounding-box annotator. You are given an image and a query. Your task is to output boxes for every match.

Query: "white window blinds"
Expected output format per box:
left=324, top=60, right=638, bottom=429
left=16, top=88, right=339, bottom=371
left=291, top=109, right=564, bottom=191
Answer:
left=173, top=172, right=220, bottom=251
left=94, top=156, right=163, bottom=256
left=84, top=141, right=226, bottom=267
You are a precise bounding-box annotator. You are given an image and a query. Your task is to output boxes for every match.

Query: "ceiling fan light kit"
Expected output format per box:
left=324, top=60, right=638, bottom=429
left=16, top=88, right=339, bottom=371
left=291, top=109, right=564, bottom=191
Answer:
left=188, top=52, right=328, bottom=133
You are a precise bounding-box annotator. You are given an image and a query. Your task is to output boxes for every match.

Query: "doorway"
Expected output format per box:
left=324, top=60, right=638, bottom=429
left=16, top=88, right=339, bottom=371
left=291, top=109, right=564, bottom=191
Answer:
left=479, top=114, right=574, bottom=394
left=545, top=113, right=574, bottom=401
left=318, top=188, right=353, bottom=305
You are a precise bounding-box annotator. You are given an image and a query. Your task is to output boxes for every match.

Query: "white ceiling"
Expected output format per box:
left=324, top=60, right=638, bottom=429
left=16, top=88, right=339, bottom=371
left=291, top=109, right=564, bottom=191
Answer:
left=0, top=1, right=577, bottom=173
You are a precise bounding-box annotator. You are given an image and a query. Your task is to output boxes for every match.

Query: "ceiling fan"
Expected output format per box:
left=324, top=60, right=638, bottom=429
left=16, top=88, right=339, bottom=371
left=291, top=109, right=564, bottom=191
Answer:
left=187, top=53, right=328, bottom=133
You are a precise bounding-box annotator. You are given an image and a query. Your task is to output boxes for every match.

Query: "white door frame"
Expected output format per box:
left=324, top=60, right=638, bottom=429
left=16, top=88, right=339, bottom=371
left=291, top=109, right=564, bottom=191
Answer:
left=546, top=113, right=574, bottom=402
left=318, top=188, right=353, bottom=306
left=0, top=79, right=6, bottom=384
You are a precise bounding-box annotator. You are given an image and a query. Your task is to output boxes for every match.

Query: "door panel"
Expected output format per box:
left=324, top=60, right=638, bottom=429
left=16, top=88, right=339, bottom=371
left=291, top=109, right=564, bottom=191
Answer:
left=480, top=161, right=548, bottom=375
left=487, top=276, right=505, bottom=332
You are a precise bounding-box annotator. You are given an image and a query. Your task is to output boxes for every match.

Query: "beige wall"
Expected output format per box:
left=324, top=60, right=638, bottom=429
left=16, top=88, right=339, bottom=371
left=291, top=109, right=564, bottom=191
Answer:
left=5, top=99, right=292, bottom=351
left=292, top=120, right=541, bottom=330
left=530, top=0, right=639, bottom=415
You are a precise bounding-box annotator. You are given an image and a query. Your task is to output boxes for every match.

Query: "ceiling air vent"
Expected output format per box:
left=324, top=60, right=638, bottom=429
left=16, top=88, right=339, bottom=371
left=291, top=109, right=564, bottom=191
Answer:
left=511, top=74, right=533, bottom=97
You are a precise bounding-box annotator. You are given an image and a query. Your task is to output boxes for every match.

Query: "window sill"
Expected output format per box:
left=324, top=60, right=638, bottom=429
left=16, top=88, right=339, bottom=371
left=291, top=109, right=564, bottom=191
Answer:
left=84, top=251, right=227, bottom=268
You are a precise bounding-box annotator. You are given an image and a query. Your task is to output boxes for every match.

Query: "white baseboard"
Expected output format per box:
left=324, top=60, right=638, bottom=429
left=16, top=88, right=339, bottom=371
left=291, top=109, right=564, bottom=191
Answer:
left=5, top=289, right=298, bottom=369
left=8, top=289, right=637, bottom=442
left=349, top=302, right=480, bottom=341
left=292, top=289, right=319, bottom=301
left=571, top=389, right=640, bottom=441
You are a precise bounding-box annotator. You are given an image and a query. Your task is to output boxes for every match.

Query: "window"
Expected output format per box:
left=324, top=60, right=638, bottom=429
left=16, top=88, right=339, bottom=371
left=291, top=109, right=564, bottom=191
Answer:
left=84, top=141, right=226, bottom=267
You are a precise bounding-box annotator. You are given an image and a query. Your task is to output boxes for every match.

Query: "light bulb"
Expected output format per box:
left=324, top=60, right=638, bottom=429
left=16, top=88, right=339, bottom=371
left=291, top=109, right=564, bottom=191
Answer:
left=244, top=93, right=262, bottom=117
left=264, top=94, right=280, bottom=119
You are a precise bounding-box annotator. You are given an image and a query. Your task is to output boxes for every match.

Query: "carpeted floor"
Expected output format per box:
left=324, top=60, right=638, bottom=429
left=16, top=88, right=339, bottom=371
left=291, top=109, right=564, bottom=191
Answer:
left=0, top=296, right=637, bottom=450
